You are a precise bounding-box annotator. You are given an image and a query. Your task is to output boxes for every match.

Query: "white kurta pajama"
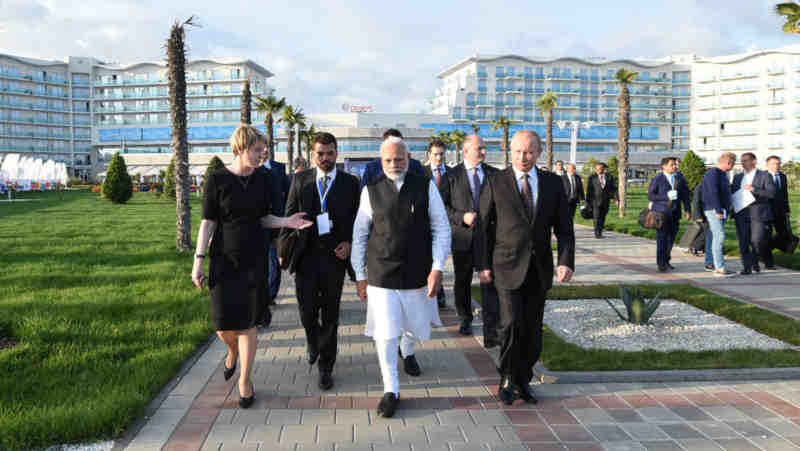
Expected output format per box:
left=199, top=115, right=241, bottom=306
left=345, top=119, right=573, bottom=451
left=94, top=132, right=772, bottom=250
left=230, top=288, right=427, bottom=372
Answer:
left=351, top=175, right=451, bottom=395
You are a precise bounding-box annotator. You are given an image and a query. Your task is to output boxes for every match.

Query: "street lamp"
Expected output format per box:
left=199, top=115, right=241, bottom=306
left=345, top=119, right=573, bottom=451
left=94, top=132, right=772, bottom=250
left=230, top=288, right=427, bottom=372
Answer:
left=556, top=120, right=594, bottom=165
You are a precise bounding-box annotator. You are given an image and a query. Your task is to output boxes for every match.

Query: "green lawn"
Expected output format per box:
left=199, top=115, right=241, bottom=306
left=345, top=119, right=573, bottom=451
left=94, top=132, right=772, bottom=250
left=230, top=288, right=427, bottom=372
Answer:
left=0, top=190, right=212, bottom=451
left=574, top=186, right=800, bottom=270
left=473, top=284, right=800, bottom=372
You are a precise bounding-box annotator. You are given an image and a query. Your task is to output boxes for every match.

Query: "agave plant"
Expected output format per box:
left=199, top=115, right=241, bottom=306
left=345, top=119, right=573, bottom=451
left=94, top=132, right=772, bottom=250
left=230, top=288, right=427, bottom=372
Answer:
left=604, top=286, right=662, bottom=325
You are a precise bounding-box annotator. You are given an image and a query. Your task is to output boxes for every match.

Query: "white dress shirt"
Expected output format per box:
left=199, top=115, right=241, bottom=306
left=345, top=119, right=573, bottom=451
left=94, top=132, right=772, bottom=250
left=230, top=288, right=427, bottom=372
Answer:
left=512, top=166, right=539, bottom=209
left=351, top=176, right=452, bottom=282
left=315, top=167, right=337, bottom=206
left=263, top=160, right=272, bottom=170
left=463, top=162, right=485, bottom=197
left=742, top=168, right=756, bottom=187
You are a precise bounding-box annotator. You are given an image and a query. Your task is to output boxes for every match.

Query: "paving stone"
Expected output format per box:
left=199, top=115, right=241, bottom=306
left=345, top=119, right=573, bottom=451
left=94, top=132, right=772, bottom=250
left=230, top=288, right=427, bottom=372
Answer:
left=317, top=424, right=354, bottom=443
left=302, top=409, right=336, bottom=425
left=231, top=409, right=268, bottom=425
left=460, top=425, right=502, bottom=444
left=448, top=444, right=488, bottom=451
left=638, top=441, right=683, bottom=451
left=282, top=424, right=318, bottom=444
left=388, top=424, right=428, bottom=445
left=268, top=409, right=303, bottom=425
left=208, top=424, right=247, bottom=442
left=690, top=421, right=741, bottom=439
left=759, top=418, right=800, bottom=437
left=669, top=407, right=714, bottom=422
left=335, top=409, right=370, bottom=425
left=437, top=410, right=475, bottom=426
left=495, top=426, right=522, bottom=443
left=634, top=408, right=683, bottom=423
left=146, top=408, right=188, bottom=426
left=130, top=424, right=175, bottom=444
left=333, top=445, right=372, bottom=451
left=218, top=443, right=259, bottom=451
left=243, top=424, right=282, bottom=443
left=400, top=409, right=440, bottom=427
left=712, top=438, right=762, bottom=450
left=700, top=406, right=751, bottom=422
left=605, top=409, right=644, bottom=423
left=572, top=408, right=616, bottom=424
left=355, top=424, right=391, bottom=443
left=599, top=441, right=645, bottom=451
left=371, top=445, right=412, bottom=451
left=199, top=440, right=222, bottom=451
left=469, top=410, right=510, bottom=425
left=487, top=446, right=530, bottom=451
left=424, top=424, right=465, bottom=444
left=723, top=420, right=775, bottom=439
left=295, top=444, right=334, bottom=451
left=656, top=423, right=703, bottom=440
left=746, top=436, right=800, bottom=451
left=585, top=425, right=631, bottom=442
left=734, top=404, right=780, bottom=421
left=673, top=439, right=723, bottom=450
left=216, top=409, right=237, bottom=424
left=618, top=423, right=670, bottom=441
left=551, top=424, right=595, bottom=442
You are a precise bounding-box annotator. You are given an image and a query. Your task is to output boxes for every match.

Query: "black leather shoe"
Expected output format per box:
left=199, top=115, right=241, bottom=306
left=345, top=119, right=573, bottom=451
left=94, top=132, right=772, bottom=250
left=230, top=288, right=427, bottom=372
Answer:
left=483, top=337, right=501, bottom=349
left=307, top=348, right=319, bottom=366
left=223, top=354, right=236, bottom=381
left=740, top=268, right=752, bottom=275
left=516, top=382, right=538, bottom=404
left=497, top=376, right=515, bottom=406
left=403, top=354, right=421, bottom=376
left=318, top=370, right=333, bottom=391
left=377, top=392, right=399, bottom=418
left=437, top=299, right=447, bottom=309
left=667, top=263, right=675, bottom=270
left=459, top=321, right=472, bottom=336
left=657, top=266, right=668, bottom=273
left=765, top=265, right=778, bottom=270
left=239, top=381, right=255, bottom=409
left=752, top=264, right=761, bottom=273
left=704, top=265, right=715, bottom=272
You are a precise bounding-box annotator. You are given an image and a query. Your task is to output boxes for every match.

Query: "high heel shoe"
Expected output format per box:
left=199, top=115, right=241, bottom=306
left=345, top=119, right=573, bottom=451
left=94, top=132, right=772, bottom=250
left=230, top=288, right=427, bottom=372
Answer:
left=239, top=381, right=255, bottom=409
left=223, top=353, right=237, bottom=381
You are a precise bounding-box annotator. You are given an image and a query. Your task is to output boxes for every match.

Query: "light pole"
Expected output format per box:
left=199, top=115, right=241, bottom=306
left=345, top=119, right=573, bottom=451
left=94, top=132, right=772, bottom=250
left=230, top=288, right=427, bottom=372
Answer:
left=556, top=120, right=594, bottom=165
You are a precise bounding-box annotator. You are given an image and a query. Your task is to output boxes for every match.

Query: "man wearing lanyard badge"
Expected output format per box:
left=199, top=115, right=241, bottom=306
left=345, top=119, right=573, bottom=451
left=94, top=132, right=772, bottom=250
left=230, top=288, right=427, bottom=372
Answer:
left=280, top=132, right=360, bottom=390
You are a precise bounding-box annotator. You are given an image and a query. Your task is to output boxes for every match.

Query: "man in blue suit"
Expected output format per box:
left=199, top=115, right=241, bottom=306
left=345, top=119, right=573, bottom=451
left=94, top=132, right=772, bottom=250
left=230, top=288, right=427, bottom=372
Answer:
left=731, top=153, right=776, bottom=275
left=260, top=152, right=291, bottom=311
left=360, top=128, right=426, bottom=188
left=649, top=157, right=691, bottom=272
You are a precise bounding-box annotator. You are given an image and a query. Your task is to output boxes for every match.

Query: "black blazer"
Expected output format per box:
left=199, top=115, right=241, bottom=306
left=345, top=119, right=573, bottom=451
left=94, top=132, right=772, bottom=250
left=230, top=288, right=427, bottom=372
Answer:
left=479, top=167, right=575, bottom=291
left=769, top=172, right=790, bottom=217
left=586, top=173, right=618, bottom=207
left=423, top=164, right=451, bottom=204
left=442, top=163, right=499, bottom=253
left=279, top=169, right=360, bottom=273
left=731, top=170, right=776, bottom=222
left=561, top=173, right=584, bottom=203
left=257, top=161, right=291, bottom=241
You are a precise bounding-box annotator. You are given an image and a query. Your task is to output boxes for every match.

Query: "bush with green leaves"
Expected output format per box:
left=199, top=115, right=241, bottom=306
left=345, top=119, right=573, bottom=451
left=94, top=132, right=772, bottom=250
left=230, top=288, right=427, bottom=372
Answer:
left=164, top=155, right=176, bottom=199
left=101, top=153, right=133, bottom=204
left=204, top=156, right=226, bottom=191
left=680, top=151, right=707, bottom=190
left=607, top=155, right=619, bottom=181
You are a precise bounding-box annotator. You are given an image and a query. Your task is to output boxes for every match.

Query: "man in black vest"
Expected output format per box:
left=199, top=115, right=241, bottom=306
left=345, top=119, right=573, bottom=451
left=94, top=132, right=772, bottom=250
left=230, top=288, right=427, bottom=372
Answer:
left=280, top=132, right=360, bottom=391
left=586, top=162, right=618, bottom=238
left=351, top=136, right=451, bottom=418
left=424, top=139, right=450, bottom=309
left=561, top=162, right=584, bottom=220
left=479, top=130, right=575, bottom=406
left=442, top=135, right=501, bottom=346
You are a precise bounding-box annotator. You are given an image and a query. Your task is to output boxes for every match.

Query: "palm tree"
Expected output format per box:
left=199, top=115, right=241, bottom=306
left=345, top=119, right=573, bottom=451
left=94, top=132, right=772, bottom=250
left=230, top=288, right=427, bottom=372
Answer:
left=776, top=2, right=800, bottom=33
left=450, top=129, right=467, bottom=165
left=254, top=95, right=286, bottom=162
left=537, top=92, right=558, bottom=170
left=470, top=123, right=480, bottom=135
left=299, top=124, right=317, bottom=163
left=282, top=105, right=306, bottom=172
left=167, top=16, right=197, bottom=252
left=615, top=68, right=638, bottom=218
left=492, top=116, right=512, bottom=168
left=240, top=79, right=252, bottom=124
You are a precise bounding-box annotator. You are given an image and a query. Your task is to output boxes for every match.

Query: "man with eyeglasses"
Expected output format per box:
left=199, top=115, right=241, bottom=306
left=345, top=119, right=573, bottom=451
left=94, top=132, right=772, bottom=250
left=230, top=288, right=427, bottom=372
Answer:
left=731, top=152, right=776, bottom=275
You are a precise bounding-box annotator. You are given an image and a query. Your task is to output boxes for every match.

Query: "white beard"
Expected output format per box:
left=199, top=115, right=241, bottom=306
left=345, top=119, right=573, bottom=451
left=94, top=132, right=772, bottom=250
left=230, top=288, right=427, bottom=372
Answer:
left=384, top=169, right=407, bottom=181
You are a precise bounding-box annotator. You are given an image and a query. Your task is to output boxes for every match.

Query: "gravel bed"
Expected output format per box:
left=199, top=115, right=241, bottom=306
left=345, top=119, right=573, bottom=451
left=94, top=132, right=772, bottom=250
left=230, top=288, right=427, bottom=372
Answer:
left=544, top=299, right=793, bottom=352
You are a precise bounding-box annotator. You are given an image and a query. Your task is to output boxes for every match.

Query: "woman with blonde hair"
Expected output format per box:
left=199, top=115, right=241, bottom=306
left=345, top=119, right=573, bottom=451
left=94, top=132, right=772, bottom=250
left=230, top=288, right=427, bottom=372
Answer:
left=192, top=124, right=311, bottom=408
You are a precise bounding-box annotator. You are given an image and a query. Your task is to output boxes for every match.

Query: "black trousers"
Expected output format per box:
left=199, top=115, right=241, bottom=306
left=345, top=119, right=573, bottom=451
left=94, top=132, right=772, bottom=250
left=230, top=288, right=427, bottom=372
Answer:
left=593, top=202, right=609, bottom=235
left=767, top=210, right=790, bottom=266
left=734, top=215, right=769, bottom=270
left=497, top=262, right=546, bottom=385
left=567, top=200, right=579, bottom=220
left=656, top=210, right=680, bottom=267
left=453, top=250, right=500, bottom=338
left=294, top=251, right=347, bottom=372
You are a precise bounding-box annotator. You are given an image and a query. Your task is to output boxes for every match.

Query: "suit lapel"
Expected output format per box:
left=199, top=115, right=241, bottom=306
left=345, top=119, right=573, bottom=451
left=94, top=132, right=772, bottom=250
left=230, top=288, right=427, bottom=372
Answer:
left=305, top=173, right=321, bottom=214
left=531, top=167, right=543, bottom=226
left=458, top=164, right=472, bottom=207
left=505, top=168, right=530, bottom=223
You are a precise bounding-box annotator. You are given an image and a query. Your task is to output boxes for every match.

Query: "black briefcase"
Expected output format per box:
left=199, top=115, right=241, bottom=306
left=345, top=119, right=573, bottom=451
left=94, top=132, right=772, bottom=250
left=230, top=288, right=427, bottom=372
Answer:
left=580, top=203, right=593, bottom=220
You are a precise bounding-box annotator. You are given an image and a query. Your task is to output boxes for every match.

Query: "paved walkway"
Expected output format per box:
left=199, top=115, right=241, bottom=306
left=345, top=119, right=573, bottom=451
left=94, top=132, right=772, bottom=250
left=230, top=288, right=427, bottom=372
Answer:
left=121, top=225, right=800, bottom=451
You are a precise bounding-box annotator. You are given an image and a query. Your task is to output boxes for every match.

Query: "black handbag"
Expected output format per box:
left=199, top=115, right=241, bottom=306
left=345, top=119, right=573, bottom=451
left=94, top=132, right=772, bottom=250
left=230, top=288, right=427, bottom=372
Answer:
left=278, top=230, right=299, bottom=272
left=638, top=208, right=665, bottom=230
left=580, top=203, right=593, bottom=219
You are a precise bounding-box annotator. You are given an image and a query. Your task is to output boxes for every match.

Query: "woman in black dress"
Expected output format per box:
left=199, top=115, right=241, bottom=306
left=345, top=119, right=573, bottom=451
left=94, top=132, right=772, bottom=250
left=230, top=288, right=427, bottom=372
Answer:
left=192, top=125, right=310, bottom=408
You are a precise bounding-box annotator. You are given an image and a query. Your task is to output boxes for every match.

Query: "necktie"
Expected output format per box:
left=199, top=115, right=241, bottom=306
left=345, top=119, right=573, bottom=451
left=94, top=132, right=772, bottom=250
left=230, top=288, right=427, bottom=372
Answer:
left=600, top=175, right=605, bottom=188
left=775, top=174, right=780, bottom=190
left=435, top=167, right=441, bottom=188
left=319, top=175, right=329, bottom=211
left=472, top=167, right=481, bottom=211
left=569, top=175, right=575, bottom=199
left=521, top=174, right=533, bottom=221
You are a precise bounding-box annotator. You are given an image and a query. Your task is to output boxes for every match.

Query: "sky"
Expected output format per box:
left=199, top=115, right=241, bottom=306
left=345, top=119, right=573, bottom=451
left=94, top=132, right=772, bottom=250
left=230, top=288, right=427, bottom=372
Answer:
left=0, top=0, right=795, bottom=114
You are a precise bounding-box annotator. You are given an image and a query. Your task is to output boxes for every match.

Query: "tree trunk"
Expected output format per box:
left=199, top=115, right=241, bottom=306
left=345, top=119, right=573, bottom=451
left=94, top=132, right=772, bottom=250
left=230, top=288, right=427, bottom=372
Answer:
left=168, top=21, right=192, bottom=252
left=241, top=80, right=251, bottom=124
left=266, top=113, right=274, bottom=161
left=617, top=85, right=630, bottom=218
left=503, top=128, right=510, bottom=168
left=546, top=111, right=554, bottom=169
left=287, top=130, right=294, bottom=173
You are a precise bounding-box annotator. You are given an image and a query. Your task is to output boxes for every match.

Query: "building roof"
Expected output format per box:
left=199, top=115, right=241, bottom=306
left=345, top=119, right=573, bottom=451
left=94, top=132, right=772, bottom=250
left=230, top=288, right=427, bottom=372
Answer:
left=436, top=54, right=677, bottom=78
left=0, top=53, right=68, bottom=67
left=93, top=58, right=273, bottom=77
left=693, top=44, right=800, bottom=65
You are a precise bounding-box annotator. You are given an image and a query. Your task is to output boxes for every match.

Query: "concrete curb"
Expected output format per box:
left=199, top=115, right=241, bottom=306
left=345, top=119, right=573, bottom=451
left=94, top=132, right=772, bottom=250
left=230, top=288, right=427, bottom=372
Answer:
left=534, top=361, right=800, bottom=384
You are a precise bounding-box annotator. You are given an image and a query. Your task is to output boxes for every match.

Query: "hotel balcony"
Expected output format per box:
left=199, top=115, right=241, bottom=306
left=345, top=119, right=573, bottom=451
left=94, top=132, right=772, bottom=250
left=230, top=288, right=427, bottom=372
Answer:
left=720, top=113, right=759, bottom=121
left=768, top=67, right=785, bottom=75
left=768, top=112, right=785, bottom=119
left=697, top=88, right=716, bottom=97
left=719, top=85, right=759, bottom=94
left=0, top=100, right=71, bottom=112
left=697, top=74, right=717, bottom=83
left=697, top=116, right=717, bottom=124
left=768, top=128, right=784, bottom=134
left=720, top=71, right=759, bottom=80
left=722, top=128, right=758, bottom=136
left=0, top=71, right=68, bottom=85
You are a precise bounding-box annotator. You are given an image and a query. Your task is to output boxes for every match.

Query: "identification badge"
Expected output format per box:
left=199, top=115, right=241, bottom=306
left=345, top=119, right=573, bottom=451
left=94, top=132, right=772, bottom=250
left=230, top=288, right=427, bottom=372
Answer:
left=316, top=212, right=332, bottom=235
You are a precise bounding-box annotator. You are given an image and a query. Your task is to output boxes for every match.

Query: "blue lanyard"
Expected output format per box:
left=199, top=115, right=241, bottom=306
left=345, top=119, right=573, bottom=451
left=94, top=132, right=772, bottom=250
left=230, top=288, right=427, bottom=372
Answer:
left=317, top=177, right=331, bottom=211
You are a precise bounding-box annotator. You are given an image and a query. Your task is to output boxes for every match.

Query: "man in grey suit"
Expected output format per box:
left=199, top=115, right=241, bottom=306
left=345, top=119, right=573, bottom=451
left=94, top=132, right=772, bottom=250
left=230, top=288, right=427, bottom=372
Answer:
left=731, top=152, right=776, bottom=275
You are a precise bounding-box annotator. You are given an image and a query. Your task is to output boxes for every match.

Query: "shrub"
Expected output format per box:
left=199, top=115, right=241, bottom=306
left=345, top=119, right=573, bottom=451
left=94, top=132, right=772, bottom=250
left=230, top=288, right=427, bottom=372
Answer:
left=680, top=151, right=707, bottom=190
left=164, top=155, right=177, bottom=200
left=101, top=153, right=133, bottom=204
left=204, top=156, right=226, bottom=191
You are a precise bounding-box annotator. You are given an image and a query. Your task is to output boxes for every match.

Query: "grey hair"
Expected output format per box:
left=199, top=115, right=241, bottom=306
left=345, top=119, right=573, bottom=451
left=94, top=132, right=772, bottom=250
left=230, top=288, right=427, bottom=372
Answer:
left=380, top=136, right=409, bottom=155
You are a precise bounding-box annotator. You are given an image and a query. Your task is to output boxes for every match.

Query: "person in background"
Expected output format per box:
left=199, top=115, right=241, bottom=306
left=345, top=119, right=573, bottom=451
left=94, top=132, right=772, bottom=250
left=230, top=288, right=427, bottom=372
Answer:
left=561, top=163, right=584, bottom=219
left=423, top=139, right=451, bottom=309
left=258, top=145, right=290, bottom=317
left=701, top=152, right=737, bottom=277
left=191, top=125, right=311, bottom=408
left=586, top=162, right=618, bottom=238
left=766, top=155, right=792, bottom=268
left=731, top=152, right=775, bottom=275
left=648, top=157, right=691, bottom=272
left=359, top=129, right=426, bottom=188
left=554, top=160, right=565, bottom=176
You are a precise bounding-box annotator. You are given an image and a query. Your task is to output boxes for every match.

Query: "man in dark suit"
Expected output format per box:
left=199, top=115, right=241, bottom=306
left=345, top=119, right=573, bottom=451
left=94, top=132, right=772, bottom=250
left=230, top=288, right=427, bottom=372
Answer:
left=648, top=157, right=691, bottom=272
left=731, top=152, right=776, bottom=275
left=442, top=135, right=501, bottom=346
left=766, top=155, right=794, bottom=267
left=424, top=139, right=451, bottom=309
left=279, top=132, right=360, bottom=390
left=561, top=162, right=584, bottom=219
left=360, top=129, right=426, bottom=188
left=260, top=153, right=290, bottom=307
left=586, top=162, right=618, bottom=238
left=478, top=130, right=575, bottom=405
